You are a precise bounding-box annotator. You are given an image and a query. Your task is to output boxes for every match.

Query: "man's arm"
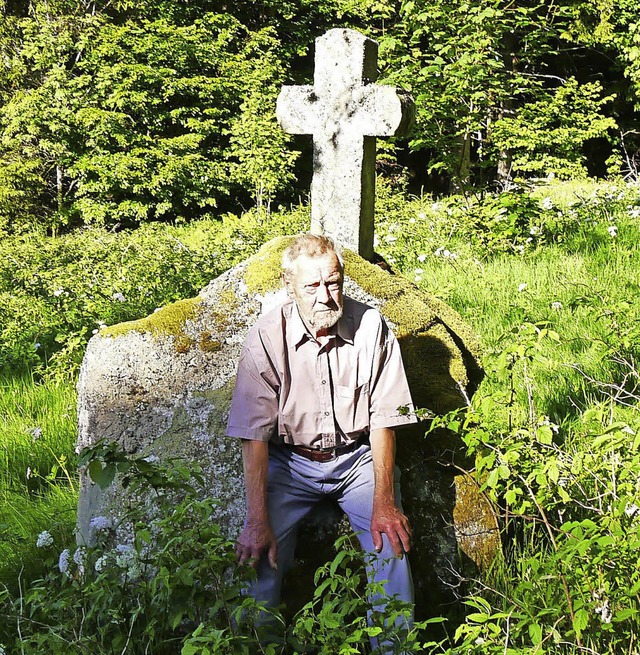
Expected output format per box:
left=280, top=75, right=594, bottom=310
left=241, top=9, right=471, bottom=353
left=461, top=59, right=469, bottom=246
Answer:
left=236, top=439, right=278, bottom=569
left=369, top=428, right=412, bottom=558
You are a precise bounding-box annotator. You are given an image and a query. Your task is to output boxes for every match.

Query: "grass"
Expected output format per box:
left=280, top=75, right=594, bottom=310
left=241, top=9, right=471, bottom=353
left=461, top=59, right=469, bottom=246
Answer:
left=376, top=179, right=640, bottom=428
left=0, top=372, right=77, bottom=588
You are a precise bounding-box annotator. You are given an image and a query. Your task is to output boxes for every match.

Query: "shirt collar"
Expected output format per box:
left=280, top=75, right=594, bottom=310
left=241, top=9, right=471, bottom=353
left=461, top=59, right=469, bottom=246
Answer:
left=287, top=298, right=355, bottom=348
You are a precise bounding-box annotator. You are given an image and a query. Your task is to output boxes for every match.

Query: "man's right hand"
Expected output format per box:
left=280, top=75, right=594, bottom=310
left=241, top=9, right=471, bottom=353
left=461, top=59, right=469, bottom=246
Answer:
left=238, top=439, right=277, bottom=569
left=236, top=519, right=278, bottom=569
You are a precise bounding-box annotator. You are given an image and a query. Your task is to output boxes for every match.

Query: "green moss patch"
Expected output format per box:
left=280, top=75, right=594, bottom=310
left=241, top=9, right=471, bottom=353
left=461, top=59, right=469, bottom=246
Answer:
left=244, top=235, right=293, bottom=294
left=102, top=296, right=203, bottom=341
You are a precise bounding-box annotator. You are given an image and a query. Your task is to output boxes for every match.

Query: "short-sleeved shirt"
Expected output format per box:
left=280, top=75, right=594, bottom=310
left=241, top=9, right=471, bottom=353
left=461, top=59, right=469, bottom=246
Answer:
left=226, top=296, right=417, bottom=449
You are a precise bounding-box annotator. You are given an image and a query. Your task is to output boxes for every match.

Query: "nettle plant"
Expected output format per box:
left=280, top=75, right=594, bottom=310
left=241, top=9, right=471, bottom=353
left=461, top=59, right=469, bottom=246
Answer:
left=424, top=320, right=640, bottom=654
left=0, top=444, right=428, bottom=655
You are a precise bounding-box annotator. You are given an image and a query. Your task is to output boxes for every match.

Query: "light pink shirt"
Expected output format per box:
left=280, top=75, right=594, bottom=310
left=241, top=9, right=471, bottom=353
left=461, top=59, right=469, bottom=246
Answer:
left=226, top=296, right=417, bottom=449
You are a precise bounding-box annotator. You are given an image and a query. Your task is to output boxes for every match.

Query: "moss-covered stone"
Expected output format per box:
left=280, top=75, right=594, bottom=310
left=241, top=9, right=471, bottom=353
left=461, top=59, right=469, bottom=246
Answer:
left=102, top=296, right=203, bottom=341
left=453, top=473, right=501, bottom=572
left=244, top=235, right=291, bottom=294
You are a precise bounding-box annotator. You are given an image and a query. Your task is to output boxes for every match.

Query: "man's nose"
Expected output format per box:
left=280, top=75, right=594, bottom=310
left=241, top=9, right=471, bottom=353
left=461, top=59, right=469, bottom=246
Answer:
left=316, top=283, right=331, bottom=303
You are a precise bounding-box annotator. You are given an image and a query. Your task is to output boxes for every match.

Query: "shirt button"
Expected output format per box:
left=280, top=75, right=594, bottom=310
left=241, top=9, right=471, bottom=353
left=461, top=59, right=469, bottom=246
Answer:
left=321, top=380, right=327, bottom=385
left=324, top=412, right=330, bottom=416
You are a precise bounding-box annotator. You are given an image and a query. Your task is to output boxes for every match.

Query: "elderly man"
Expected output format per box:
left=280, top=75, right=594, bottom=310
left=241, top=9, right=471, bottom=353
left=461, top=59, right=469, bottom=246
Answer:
left=226, top=233, right=417, bottom=637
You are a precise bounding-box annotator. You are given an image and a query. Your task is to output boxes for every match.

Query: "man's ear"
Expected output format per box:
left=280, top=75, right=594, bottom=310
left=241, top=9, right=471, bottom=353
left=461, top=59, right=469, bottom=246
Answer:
left=282, top=273, right=294, bottom=298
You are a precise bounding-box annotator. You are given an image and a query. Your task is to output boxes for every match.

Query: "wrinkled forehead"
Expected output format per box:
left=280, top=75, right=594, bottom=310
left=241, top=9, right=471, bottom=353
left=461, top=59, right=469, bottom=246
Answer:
left=290, top=252, right=343, bottom=282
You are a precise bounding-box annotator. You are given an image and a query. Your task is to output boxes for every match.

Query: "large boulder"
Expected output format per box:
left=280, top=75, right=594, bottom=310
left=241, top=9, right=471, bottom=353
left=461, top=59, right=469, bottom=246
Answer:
left=77, top=236, right=498, bottom=618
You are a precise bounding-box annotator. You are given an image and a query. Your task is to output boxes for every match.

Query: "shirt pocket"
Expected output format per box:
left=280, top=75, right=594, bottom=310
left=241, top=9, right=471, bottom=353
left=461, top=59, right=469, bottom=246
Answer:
left=334, top=382, right=370, bottom=434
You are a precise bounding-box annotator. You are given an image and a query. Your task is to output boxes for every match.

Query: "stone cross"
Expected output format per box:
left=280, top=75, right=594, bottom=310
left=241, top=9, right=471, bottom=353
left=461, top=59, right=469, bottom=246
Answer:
left=276, top=28, right=414, bottom=261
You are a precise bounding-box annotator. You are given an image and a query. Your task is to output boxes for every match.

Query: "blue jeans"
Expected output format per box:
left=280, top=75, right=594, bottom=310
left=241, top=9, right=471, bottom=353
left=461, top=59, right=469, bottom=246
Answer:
left=248, top=442, right=414, bottom=646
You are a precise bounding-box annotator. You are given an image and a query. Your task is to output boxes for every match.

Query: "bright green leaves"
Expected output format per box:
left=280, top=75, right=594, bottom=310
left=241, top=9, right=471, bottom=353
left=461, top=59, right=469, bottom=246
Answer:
left=0, top=10, right=294, bottom=232
left=491, top=78, right=618, bottom=179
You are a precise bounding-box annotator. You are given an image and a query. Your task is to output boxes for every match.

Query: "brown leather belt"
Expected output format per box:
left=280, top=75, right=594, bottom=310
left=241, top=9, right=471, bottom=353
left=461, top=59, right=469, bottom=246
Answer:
left=287, top=437, right=366, bottom=463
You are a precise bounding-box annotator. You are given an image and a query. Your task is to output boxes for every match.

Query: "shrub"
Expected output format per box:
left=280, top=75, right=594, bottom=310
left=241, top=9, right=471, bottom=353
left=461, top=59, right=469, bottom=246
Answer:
left=0, top=447, right=430, bottom=654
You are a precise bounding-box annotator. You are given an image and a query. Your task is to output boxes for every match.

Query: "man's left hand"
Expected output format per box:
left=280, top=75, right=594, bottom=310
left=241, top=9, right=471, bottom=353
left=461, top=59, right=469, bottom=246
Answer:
left=371, top=498, right=412, bottom=558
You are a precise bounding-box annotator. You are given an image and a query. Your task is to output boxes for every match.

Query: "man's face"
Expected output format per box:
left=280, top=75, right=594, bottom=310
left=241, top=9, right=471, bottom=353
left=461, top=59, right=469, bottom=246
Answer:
left=285, top=252, right=344, bottom=335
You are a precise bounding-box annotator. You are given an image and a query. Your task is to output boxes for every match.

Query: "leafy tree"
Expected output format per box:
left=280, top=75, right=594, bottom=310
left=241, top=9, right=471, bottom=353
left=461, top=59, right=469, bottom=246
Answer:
left=491, top=78, right=618, bottom=179
left=0, top=4, right=296, bottom=232
left=374, top=0, right=626, bottom=188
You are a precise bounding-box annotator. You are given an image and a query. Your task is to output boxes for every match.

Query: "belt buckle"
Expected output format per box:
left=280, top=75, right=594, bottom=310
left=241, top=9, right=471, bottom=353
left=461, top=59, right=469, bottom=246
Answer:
left=326, top=448, right=338, bottom=462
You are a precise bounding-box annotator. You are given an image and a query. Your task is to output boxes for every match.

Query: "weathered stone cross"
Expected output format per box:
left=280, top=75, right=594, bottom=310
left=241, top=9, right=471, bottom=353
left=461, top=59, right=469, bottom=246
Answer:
left=276, top=28, right=414, bottom=261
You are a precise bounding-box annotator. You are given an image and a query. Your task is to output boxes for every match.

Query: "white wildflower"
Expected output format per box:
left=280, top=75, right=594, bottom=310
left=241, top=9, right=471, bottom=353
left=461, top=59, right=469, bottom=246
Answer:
left=384, top=235, right=397, bottom=243
left=408, top=218, right=415, bottom=224
left=607, top=225, right=618, bottom=237
left=417, top=254, right=427, bottom=263
left=115, top=544, right=136, bottom=569
left=518, top=283, right=528, bottom=293
left=111, top=292, right=126, bottom=302
left=74, top=547, right=86, bottom=576
left=414, top=268, right=424, bottom=275
left=115, top=544, right=141, bottom=580
left=89, top=516, right=113, bottom=532
left=541, top=197, right=553, bottom=210
left=94, top=555, right=109, bottom=573
left=34, top=342, right=41, bottom=350
left=29, top=426, right=42, bottom=441
left=595, top=598, right=612, bottom=624
left=551, top=301, right=563, bottom=310
left=59, top=549, right=70, bottom=574
left=36, top=530, right=53, bottom=548
left=530, top=226, right=541, bottom=236
left=53, top=288, right=65, bottom=297
left=434, top=247, right=458, bottom=260
left=629, top=206, right=640, bottom=219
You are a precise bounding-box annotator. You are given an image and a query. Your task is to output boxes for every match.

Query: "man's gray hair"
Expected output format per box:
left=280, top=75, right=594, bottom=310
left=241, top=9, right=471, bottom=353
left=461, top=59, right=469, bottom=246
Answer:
left=281, top=234, right=344, bottom=277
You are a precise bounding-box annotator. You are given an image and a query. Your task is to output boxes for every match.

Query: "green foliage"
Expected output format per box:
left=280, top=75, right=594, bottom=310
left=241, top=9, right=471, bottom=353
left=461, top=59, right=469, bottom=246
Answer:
left=491, top=78, right=618, bottom=179
left=289, top=535, right=439, bottom=654
left=424, top=320, right=640, bottom=653
left=0, top=372, right=77, bottom=589
left=0, top=446, right=435, bottom=654
left=0, top=205, right=307, bottom=378
left=373, top=0, right=632, bottom=188
left=0, top=9, right=295, bottom=231
left=2, top=0, right=640, bottom=229
left=0, top=451, right=275, bottom=654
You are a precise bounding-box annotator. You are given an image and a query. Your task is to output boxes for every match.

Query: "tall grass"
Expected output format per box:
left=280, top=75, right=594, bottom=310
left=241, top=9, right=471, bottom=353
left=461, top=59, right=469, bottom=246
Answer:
left=0, top=372, right=77, bottom=588
left=377, top=179, right=640, bottom=426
